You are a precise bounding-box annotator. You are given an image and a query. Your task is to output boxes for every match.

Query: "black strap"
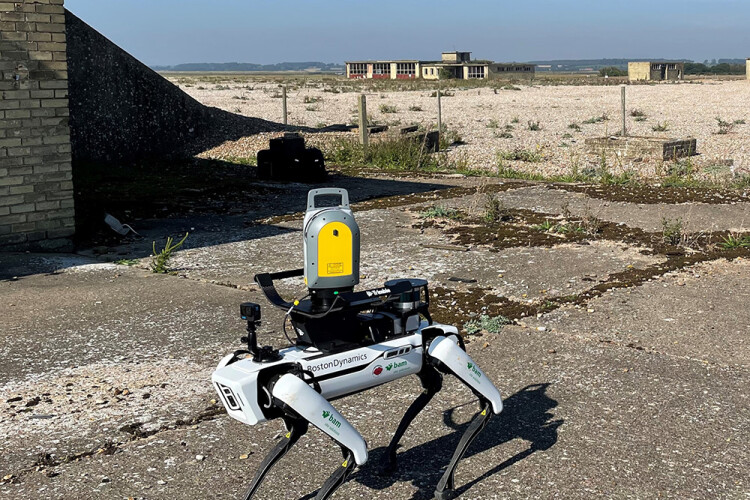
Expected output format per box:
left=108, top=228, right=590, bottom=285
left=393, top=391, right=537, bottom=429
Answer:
left=254, top=269, right=303, bottom=310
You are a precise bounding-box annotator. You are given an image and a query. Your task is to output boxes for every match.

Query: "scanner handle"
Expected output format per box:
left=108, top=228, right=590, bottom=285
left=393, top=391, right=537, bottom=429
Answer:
left=307, top=188, right=350, bottom=211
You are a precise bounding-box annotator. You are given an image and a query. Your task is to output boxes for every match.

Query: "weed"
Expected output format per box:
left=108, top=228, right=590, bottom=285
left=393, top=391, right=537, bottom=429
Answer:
left=719, top=233, right=750, bottom=249
left=634, top=116, right=647, bottom=122
left=661, top=218, right=683, bottom=245
left=734, top=119, right=746, bottom=125
left=379, top=104, right=397, bottom=114
left=568, top=123, right=581, bottom=131
left=527, top=120, right=542, bottom=131
left=495, top=131, right=513, bottom=139
left=482, top=194, right=512, bottom=222
left=232, top=95, right=248, bottom=101
left=562, top=133, right=573, bottom=139
left=532, top=220, right=556, bottom=232
left=303, top=96, right=322, bottom=104
left=497, top=148, right=543, bottom=162
left=715, top=117, right=734, bottom=134
left=464, top=314, right=511, bottom=334
left=115, top=259, right=139, bottom=266
left=652, top=121, right=670, bottom=132
left=486, top=119, right=500, bottom=129
left=408, top=105, right=423, bottom=111
left=419, top=206, right=463, bottom=220
left=305, top=105, right=320, bottom=112
left=583, top=114, right=609, bottom=124
left=630, top=109, right=646, bottom=117
left=150, top=233, right=189, bottom=274
left=511, top=116, right=520, bottom=124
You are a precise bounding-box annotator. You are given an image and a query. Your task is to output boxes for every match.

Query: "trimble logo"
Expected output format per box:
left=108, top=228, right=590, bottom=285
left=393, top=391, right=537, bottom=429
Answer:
left=322, top=410, right=342, bottom=428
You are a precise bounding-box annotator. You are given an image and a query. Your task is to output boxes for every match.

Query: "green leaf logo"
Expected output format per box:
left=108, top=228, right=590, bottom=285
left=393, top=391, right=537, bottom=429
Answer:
left=322, top=410, right=330, bottom=419
left=467, top=362, right=474, bottom=370
left=386, top=364, right=393, bottom=371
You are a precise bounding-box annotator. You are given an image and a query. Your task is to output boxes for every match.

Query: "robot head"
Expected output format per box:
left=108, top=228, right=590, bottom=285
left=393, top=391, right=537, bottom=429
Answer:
left=303, top=189, right=360, bottom=294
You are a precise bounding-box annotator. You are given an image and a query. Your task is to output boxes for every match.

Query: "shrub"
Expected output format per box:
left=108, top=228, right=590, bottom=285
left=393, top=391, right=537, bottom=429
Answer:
left=483, top=194, right=512, bottom=223
left=568, top=123, right=581, bottom=131
left=652, top=121, right=670, bottom=132
left=716, top=117, right=734, bottom=134
left=408, top=105, right=423, bottom=111
left=630, top=109, right=646, bottom=117
left=486, top=119, right=499, bottom=129
left=527, top=120, right=542, bottom=131
left=661, top=218, right=683, bottom=245
left=583, top=114, right=609, bottom=124
left=303, top=95, right=322, bottom=104
left=464, top=314, right=511, bottom=334
left=598, top=66, right=626, bottom=77
left=379, top=104, right=397, bottom=113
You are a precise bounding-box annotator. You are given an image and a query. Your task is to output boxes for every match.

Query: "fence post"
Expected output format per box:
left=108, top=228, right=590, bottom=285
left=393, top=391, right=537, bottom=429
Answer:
left=621, top=85, right=626, bottom=137
left=358, top=94, right=368, bottom=152
left=437, top=85, right=442, bottom=135
left=282, top=85, right=288, bottom=125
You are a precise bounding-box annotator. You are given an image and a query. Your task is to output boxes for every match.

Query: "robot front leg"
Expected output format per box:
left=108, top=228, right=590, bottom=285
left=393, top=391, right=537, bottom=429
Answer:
left=269, top=373, right=368, bottom=500
left=382, top=364, right=443, bottom=473
left=426, top=335, right=504, bottom=500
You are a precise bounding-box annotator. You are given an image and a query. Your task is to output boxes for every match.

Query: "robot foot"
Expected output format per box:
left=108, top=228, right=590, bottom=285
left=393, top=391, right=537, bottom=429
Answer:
left=314, top=448, right=357, bottom=500
left=242, top=417, right=308, bottom=500
left=434, top=399, right=493, bottom=500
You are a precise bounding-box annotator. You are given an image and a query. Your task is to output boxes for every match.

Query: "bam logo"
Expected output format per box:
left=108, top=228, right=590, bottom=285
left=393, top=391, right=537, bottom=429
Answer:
left=467, top=362, right=482, bottom=379
left=322, top=410, right=342, bottom=428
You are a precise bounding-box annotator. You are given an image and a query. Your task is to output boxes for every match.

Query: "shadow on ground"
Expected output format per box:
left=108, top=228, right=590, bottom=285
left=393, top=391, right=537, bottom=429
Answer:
left=343, top=383, right=562, bottom=500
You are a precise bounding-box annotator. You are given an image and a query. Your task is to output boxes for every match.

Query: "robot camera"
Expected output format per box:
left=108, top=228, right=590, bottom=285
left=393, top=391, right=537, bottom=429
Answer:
left=240, top=302, right=261, bottom=323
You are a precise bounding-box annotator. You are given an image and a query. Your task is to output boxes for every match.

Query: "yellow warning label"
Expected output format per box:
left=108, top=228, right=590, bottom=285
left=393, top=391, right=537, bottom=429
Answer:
left=481, top=409, right=487, bottom=416
left=327, top=262, right=344, bottom=274
left=285, top=432, right=291, bottom=439
left=341, top=460, right=348, bottom=467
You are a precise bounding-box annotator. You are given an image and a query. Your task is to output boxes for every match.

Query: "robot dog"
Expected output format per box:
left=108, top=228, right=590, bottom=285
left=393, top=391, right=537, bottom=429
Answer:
left=212, top=188, right=503, bottom=499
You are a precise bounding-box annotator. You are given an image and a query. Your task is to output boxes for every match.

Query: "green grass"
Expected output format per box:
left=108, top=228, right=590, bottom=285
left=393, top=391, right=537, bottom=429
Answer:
left=325, top=135, right=464, bottom=172
left=719, top=233, right=750, bottom=249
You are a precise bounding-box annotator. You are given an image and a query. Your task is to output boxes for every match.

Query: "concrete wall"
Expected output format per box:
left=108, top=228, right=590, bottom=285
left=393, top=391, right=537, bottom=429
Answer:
left=628, top=62, right=651, bottom=81
left=65, top=10, right=213, bottom=164
left=746, top=59, right=750, bottom=80
left=0, top=0, right=75, bottom=250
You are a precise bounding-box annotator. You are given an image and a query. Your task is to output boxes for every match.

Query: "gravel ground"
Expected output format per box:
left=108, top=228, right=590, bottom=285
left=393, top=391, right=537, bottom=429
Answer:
left=170, top=77, right=750, bottom=180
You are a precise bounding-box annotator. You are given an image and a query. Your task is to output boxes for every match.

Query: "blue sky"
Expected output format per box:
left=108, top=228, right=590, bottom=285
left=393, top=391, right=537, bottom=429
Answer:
left=65, top=0, right=750, bottom=65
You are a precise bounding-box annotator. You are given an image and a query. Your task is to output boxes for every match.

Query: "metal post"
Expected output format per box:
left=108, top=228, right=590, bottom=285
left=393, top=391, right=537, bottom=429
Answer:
left=620, top=85, right=626, bottom=137
left=358, top=94, right=368, bottom=152
left=282, top=85, right=288, bottom=125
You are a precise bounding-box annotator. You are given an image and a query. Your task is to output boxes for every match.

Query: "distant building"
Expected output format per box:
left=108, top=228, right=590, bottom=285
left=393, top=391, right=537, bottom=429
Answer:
left=628, top=61, right=684, bottom=81
left=746, top=58, right=750, bottom=80
left=345, top=52, right=535, bottom=80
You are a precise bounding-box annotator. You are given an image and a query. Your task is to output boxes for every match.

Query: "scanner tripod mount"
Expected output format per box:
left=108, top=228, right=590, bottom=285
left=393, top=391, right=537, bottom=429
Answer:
left=213, top=188, right=504, bottom=500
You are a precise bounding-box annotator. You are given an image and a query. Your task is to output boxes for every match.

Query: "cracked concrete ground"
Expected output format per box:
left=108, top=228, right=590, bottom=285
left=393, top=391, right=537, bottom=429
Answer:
left=1, top=175, right=749, bottom=499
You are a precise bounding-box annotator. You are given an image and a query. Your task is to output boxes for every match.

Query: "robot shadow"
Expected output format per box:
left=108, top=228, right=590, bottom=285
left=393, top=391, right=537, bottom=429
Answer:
left=350, top=382, right=563, bottom=499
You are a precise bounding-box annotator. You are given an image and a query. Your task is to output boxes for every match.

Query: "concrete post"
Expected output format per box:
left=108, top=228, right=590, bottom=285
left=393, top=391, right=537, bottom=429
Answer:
left=621, top=85, right=626, bottom=137
left=282, top=85, right=288, bottom=125
left=358, top=94, right=368, bottom=152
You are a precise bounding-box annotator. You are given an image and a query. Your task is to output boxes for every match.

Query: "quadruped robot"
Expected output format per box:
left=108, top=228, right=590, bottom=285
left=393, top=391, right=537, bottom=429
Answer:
left=212, top=188, right=504, bottom=500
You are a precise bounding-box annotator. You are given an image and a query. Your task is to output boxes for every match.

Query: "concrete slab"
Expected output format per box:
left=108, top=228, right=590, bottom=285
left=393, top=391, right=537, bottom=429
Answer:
left=2, top=328, right=747, bottom=499
left=526, top=257, right=750, bottom=369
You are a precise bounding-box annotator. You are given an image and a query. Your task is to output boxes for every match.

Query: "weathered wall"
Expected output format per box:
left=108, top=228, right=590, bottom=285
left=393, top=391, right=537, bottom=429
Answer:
left=628, top=62, right=651, bottom=81
left=65, top=10, right=212, bottom=164
left=746, top=59, right=750, bottom=80
left=0, top=0, right=75, bottom=250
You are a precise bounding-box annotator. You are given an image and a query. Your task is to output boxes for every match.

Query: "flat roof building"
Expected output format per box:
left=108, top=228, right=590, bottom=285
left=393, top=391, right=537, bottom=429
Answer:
left=345, top=52, right=535, bottom=80
left=628, top=61, right=684, bottom=81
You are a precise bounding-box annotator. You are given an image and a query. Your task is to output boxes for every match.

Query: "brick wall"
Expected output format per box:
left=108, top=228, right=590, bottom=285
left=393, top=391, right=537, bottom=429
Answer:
left=0, top=0, right=74, bottom=251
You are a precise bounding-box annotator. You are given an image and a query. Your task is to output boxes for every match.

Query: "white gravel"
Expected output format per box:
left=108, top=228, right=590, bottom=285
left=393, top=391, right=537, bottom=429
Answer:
left=170, top=77, right=750, bottom=180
